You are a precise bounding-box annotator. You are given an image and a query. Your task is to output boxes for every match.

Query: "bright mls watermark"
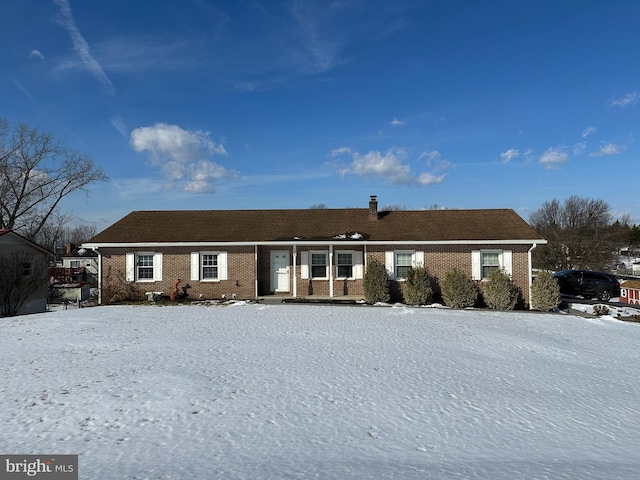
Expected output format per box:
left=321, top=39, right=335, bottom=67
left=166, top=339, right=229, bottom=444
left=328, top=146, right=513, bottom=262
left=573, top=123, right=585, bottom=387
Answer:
left=0, top=455, right=77, bottom=480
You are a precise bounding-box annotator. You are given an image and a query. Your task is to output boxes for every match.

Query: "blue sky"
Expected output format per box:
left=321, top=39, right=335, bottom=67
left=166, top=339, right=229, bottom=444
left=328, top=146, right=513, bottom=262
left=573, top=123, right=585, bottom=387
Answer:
left=2, top=0, right=639, bottom=230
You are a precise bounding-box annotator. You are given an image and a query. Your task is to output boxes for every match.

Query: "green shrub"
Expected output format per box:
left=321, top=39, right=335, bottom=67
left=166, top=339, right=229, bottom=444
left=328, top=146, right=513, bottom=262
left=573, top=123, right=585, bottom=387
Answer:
left=404, top=267, right=433, bottom=305
left=530, top=270, right=560, bottom=311
left=483, top=268, right=519, bottom=310
left=363, top=258, right=390, bottom=304
left=441, top=268, right=478, bottom=308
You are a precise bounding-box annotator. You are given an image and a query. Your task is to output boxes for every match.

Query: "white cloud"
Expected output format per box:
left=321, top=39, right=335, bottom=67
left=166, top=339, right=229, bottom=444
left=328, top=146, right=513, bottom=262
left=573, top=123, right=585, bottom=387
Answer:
left=29, top=50, right=44, bottom=60
left=500, top=149, right=520, bottom=163
left=593, top=142, right=625, bottom=157
left=538, top=146, right=569, bottom=170
left=581, top=126, right=597, bottom=138
left=110, top=116, right=128, bottom=139
left=611, top=92, right=640, bottom=107
left=573, top=142, right=587, bottom=155
left=329, top=147, right=447, bottom=186
left=391, top=118, right=405, bottom=127
left=289, top=2, right=343, bottom=74
left=53, top=0, right=115, bottom=95
left=130, top=123, right=236, bottom=193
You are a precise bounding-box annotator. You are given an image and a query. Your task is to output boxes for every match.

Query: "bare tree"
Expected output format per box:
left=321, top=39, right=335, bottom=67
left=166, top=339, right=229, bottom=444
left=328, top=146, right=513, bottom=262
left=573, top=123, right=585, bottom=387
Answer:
left=67, top=224, right=98, bottom=246
left=529, top=196, right=617, bottom=271
left=0, top=119, right=108, bottom=241
left=381, top=204, right=407, bottom=211
left=0, top=251, right=49, bottom=317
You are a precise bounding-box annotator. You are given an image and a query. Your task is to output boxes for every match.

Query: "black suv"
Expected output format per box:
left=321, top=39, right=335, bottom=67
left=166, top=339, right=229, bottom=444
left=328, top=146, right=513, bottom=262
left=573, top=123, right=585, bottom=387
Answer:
left=553, top=269, right=621, bottom=302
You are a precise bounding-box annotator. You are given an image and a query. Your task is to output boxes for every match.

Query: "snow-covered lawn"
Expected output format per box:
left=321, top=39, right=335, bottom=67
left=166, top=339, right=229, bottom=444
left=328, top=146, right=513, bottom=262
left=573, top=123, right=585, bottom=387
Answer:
left=1, top=303, right=639, bottom=479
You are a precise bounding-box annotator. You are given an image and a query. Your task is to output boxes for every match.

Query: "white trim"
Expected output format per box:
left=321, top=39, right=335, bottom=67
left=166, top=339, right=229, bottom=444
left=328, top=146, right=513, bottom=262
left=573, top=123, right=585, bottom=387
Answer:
left=353, top=251, right=363, bottom=279
left=309, top=250, right=329, bottom=279
left=300, top=251, right=309, bottom=279
left=270, top=250, right=290, bottom=292
left=473, top=249, right=512, bottom=281
left=153, top=252, right=163, bottom=281
left=83, top=239, right=547, bottom=248
left=292, top=245, right=297, bottom=297
left=125, top=253, right=135, bottom=281
left=335, top=250, right=358, bottom=280
left=190, top=252, right=200, bottom=280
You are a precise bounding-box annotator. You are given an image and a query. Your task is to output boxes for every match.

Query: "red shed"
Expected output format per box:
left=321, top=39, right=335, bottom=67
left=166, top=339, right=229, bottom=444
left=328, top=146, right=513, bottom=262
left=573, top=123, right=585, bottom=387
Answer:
left=620, top=279, right=640, bottom=304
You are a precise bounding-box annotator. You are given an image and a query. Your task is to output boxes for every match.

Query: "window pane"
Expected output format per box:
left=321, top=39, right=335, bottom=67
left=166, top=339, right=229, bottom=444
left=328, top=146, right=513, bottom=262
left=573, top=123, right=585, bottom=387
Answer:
left=337, top=253, right=352, bottom=265
left=396, top=253, right=412, bottom=266
left=311, top=253, right=326, bottom=278
left=482, top=252, right=499, bottom=266
left=481, top=252, right=500, bottom=279
left=396, top=252, right=412, bottom=278
left=137, top=254, right=154, bottom=279
left=311, top=253, right=326, bottom=265
left=22, top=262, right=32, bottom=277
left=337, top=253, right=353, bottom=278
left=202, top=254, right=218, bottom=279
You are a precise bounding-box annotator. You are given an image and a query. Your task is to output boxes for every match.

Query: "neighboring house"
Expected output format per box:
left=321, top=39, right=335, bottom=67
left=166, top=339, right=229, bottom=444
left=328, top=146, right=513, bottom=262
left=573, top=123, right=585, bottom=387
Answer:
left=0, top=229, right=52, bottom=316
left=57, top=243, right=99, bottom=287
left=620, top=279, right=640, bottom=305
left=83, top=196, right=547, bottom=306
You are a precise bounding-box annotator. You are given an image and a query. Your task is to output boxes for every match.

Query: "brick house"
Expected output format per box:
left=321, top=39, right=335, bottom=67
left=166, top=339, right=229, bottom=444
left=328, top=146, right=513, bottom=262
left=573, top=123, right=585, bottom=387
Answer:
left=83, top=196, right=547, bottom=306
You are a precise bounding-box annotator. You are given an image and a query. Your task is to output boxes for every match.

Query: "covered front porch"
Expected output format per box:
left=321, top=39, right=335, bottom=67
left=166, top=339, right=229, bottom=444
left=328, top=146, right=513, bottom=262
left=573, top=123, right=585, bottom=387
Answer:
left=256, top=244, right=366, bottom=299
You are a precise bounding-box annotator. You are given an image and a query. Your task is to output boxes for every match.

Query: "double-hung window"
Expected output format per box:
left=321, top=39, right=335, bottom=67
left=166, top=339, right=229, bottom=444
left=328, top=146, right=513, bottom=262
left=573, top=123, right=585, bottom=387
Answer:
left=336, top=252, right=353, bottom=278
left=311, top=252, right=328, bottom=279
left=472, top=250, right=512, bottom=280
left=126, top=252, right=162, bottom=282
left=190, top=251, right=228, bottom=281
left=137, top=254, right=155, bottom=280
left=22, top=262, right=32, bottom=278
left=201, top=253, right=218, bottom=280
left=395, top=252, right=413, bottom=279
left=385, top=250, right=424, bottom=280
left=481, top=251, right=500, bottom=279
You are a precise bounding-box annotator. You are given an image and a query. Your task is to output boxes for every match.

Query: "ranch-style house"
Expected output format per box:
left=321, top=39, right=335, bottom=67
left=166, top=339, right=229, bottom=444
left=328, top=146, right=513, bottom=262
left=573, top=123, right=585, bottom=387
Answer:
left=83, top=196, right=547, bottom=306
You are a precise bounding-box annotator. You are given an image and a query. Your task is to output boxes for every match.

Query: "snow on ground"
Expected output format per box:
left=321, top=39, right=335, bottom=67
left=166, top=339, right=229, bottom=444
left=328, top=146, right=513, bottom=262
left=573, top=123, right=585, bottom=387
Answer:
left=1, top=303, right=639, bottom=479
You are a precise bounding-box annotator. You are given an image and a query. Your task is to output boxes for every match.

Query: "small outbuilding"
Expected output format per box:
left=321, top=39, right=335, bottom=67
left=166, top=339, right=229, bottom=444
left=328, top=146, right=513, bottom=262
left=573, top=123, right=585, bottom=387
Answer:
left=620, top=279, right=640, bottom=305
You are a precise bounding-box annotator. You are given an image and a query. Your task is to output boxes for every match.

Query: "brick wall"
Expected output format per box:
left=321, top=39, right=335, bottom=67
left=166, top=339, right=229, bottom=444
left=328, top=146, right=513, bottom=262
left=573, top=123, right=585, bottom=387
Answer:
left=365, top=244, right=532, bottom=305
left=99, top=243, right=533, bottom=305
left=100, top=246, right=256, bottom=301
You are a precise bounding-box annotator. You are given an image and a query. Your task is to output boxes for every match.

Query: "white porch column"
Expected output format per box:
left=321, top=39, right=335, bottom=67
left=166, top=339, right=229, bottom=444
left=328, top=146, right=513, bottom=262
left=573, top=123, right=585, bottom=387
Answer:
left=293, top=244, right=297, bottom=297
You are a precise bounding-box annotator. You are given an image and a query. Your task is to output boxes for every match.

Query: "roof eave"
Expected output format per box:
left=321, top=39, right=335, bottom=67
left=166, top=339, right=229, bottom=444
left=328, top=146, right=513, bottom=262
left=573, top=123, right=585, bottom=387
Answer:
left=83, top=239, right=547, bottom=249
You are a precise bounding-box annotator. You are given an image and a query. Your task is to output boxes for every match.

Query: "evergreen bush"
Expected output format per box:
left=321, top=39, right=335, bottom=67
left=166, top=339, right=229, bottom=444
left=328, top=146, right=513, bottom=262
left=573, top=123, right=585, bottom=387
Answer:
left=483, top=268, right=519, bottom=310
left=530, top=270, right=561, bottom=311
left=441, top=268, right=478, bottom=308
left=404, top=267, right=433, bottom=305
left=363, top=258, right=390, bottom=304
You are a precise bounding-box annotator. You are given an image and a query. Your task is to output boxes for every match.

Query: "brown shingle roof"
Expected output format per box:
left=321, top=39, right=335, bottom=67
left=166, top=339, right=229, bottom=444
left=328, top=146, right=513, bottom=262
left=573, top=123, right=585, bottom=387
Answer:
left=87, top=208, right=545, bottom=244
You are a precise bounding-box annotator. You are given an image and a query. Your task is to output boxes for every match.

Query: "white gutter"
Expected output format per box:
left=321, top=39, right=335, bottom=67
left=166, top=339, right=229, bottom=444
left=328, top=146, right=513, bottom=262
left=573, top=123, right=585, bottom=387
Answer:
left=329, top=245, right=334, bottom=298
left=528, top=243, right=538, bottom=309
left=87, top=247, right=102, bottom=304
left=254, top=245, right=258, bottom=299
left=83, top=239, right=547, bottom=249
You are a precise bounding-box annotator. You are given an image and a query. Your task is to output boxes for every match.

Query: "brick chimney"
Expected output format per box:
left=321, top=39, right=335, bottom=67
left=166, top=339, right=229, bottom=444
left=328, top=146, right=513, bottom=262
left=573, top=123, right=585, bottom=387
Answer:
left=368, top=195, right=378, bottom=221
left=66, top=243, right=75, bottom=255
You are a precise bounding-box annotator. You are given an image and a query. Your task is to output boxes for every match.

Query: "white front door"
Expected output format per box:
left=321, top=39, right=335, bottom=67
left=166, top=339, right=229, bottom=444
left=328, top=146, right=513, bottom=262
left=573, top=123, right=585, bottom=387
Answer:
left=270, top=251, right=290, bottom=292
